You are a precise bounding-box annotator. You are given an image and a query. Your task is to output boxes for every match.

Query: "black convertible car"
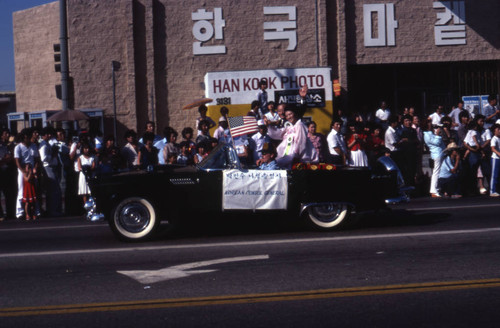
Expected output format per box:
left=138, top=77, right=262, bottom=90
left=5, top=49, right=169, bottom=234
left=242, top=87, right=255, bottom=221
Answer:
left=85, top=143, right=411, bottom=241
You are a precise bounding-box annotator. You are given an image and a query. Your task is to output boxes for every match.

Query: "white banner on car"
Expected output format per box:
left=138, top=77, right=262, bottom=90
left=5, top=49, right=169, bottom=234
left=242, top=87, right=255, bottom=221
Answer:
left=222, top=169, right=288, bottom=210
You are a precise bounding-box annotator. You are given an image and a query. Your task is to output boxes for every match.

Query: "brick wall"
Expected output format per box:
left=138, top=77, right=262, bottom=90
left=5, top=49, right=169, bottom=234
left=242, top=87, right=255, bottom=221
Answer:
left=67, top=0, right=137, bottom=139
left=159, top=0, right=327, bottom=136
left=13, top=2, right=60, bottom=112
left=345, top=0, right=500, bottom=65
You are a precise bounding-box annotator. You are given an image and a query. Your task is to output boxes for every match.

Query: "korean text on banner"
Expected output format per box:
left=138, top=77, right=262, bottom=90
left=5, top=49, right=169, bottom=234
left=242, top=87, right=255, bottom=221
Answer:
left=223, top=169, right=288, bottom=210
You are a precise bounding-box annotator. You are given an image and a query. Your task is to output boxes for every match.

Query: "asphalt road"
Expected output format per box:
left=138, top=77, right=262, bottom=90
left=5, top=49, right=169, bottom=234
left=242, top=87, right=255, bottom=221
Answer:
left=1, top=196, right=500, bottom=327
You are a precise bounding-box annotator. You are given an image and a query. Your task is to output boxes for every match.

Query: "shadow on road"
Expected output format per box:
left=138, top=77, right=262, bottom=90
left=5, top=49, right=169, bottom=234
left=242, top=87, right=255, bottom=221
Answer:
left=354, top=209, right=451, bottom=230
left=154, top=209, right=452, bottom=242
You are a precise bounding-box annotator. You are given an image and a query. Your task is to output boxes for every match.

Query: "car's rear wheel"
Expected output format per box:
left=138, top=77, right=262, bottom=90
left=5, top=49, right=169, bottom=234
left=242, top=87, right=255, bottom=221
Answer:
left=306, top=203, right=351, bottom=230
left=110, top=197, right=160, bottom=241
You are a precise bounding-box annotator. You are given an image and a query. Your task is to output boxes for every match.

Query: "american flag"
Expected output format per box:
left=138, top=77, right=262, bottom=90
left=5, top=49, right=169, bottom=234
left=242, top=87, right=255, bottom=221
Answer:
left=227, top=116, right=259, bottom=137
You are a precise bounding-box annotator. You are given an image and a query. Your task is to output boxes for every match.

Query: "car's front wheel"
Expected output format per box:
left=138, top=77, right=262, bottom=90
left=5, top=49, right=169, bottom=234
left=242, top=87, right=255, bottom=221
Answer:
left=110, top=197, right=160, bottom=241
left=306, top=203, right=351, bottom=230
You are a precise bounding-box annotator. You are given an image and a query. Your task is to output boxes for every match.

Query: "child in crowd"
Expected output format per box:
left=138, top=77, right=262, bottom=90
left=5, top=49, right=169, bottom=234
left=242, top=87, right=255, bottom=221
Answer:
left=195, top=105, right=216, bottom=136
left=209, top=138, right=219, bottom=153
left=220, top=106, right=229, bottom=120
left=181, top=127, right=197, bottom=156
left=166, top=153, right=177, bottom=165
left=23, top=164, right=37, bottom=220
left=196, top=120, right=211, bottom=144
left=194, top=141, right=209, bottom=164
left=77, top=143, right=95, bottom=205
left=177, top=141, right=193, bottom=165
left=138, top=132, right=159, bottom=169
left=162, top=127, right=179, bottom=164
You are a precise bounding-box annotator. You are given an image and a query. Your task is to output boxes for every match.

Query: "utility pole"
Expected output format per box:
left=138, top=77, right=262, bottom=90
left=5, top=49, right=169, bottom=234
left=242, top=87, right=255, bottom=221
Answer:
left=112, top=61, right=121, bottom=143
left=59, top=0, right=69, bottom=111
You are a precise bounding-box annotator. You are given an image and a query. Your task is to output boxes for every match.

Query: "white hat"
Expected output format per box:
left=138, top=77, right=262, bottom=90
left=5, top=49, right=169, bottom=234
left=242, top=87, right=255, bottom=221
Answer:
left=495, top=119, right=500, bottom=125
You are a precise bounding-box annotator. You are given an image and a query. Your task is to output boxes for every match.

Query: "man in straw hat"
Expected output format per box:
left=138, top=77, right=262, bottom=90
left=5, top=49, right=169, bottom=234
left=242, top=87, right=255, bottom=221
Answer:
left=437, top=142, right=462, bottom=198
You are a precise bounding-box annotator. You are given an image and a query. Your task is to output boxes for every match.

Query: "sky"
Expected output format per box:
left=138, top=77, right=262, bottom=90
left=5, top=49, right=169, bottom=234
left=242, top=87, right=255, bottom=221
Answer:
left=0, top=0, right=55, bottom=91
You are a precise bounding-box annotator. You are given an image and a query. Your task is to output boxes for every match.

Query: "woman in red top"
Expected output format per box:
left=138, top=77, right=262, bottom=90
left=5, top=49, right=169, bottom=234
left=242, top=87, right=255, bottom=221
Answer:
left=346, top=122, right=369, bottom=167
left=366, top=124, right=385, bottom=165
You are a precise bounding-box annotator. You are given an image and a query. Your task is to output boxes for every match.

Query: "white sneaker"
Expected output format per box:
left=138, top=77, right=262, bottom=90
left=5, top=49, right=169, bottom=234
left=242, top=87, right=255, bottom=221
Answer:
left=490, top=192, right=500, bottom=197
left=480, top=188, right=487, bottom=194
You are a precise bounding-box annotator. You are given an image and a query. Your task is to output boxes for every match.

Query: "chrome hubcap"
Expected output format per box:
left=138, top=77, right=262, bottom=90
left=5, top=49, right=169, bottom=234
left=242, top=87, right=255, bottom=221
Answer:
left=118, top=203, right=150, bottom=233
left=310, top=204, right=343, bottom=223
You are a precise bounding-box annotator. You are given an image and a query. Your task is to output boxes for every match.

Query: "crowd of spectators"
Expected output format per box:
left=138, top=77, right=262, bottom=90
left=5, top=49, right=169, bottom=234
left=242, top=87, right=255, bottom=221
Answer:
left=0, top=85, right=499, bottom=220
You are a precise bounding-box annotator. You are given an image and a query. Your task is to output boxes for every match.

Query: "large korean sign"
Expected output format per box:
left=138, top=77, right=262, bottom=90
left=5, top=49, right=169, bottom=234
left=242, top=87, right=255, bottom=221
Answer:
left=205, top=67, right=332, bottom=107
left=363, top=1, right=467, bottom=47
left=222, top=170, right=288, bottom=210
left=191, top=6, right=297, bottom=55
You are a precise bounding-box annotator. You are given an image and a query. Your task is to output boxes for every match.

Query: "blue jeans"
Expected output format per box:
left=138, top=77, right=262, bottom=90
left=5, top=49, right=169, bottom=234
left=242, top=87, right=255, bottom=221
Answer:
left=491, top=158, right=500, bottom=194
left=468, top=152, right=491, bottom=192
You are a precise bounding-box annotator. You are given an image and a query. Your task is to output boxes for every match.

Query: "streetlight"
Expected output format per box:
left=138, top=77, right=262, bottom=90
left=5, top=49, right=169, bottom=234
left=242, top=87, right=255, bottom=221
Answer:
left=112, top=60, right=121, bottom=143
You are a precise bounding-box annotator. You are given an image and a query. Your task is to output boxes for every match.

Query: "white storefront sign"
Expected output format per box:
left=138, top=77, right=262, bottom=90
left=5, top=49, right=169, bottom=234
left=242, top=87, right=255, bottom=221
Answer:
left=222, top=170, right=288, bottom=210
left=363, top=3, right=398, bottom=47
left=205, top=67, right=332, bottom=106
left=192, top=8, right=226, bottom=55
left=263, top=6, right=297, bottom=51
left=433, top=1, right=466, bottom=45
left=462, top=95, right=490, bottom=118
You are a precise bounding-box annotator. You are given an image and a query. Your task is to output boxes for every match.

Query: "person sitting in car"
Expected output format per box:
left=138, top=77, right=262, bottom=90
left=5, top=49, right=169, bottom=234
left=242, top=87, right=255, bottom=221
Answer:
left=257, top=142, right=280, bottom=170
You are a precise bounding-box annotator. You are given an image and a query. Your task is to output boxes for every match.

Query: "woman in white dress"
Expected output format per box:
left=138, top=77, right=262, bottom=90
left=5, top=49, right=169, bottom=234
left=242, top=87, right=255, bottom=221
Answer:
left=77, top=143, right=95, bottom=205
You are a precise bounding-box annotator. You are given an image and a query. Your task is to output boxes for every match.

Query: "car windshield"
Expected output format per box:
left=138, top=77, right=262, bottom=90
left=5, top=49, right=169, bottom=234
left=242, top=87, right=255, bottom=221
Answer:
left=198, top=143, right=241, bottom=171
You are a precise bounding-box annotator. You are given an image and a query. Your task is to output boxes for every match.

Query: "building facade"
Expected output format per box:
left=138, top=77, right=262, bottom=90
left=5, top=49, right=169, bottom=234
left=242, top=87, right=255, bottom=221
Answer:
left=12, top=0, right=500, bottom=137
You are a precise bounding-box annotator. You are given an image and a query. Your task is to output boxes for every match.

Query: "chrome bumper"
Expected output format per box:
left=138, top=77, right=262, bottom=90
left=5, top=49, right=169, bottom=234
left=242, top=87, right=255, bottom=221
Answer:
left=84, top=197, right=105, bottom=222
left=385, top=186, right=414, bottom=205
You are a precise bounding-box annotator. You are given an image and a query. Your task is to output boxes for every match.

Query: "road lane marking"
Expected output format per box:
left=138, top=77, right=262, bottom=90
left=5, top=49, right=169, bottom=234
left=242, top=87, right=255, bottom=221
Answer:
left=118, top=255, right=270, bottom=284
left=1, top=227, right=500, bottom=259
left=2, top=278, right=500, bottom=317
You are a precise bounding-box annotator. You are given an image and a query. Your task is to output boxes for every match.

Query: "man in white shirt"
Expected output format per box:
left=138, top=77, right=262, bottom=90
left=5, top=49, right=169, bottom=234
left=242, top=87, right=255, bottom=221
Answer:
left=490, top=124, right=500, bottom=196
left=326, top=118, right=347, bottom=165
left=251, top=120, right=271, bottom=161
left=449, top=101, right=465, bottom=130
left=428, top=105, right=445, bottom=125
left=39, top=127, right=62, bottom=216
left=213, top=117, right=230, bottom=143
left=375, top=101, right=391, bottom=129
left=483, top=95, right=499, bottom=129
left=384, top=117, right=400, bottom=152
left=14, top=128, right=41, bottom=219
